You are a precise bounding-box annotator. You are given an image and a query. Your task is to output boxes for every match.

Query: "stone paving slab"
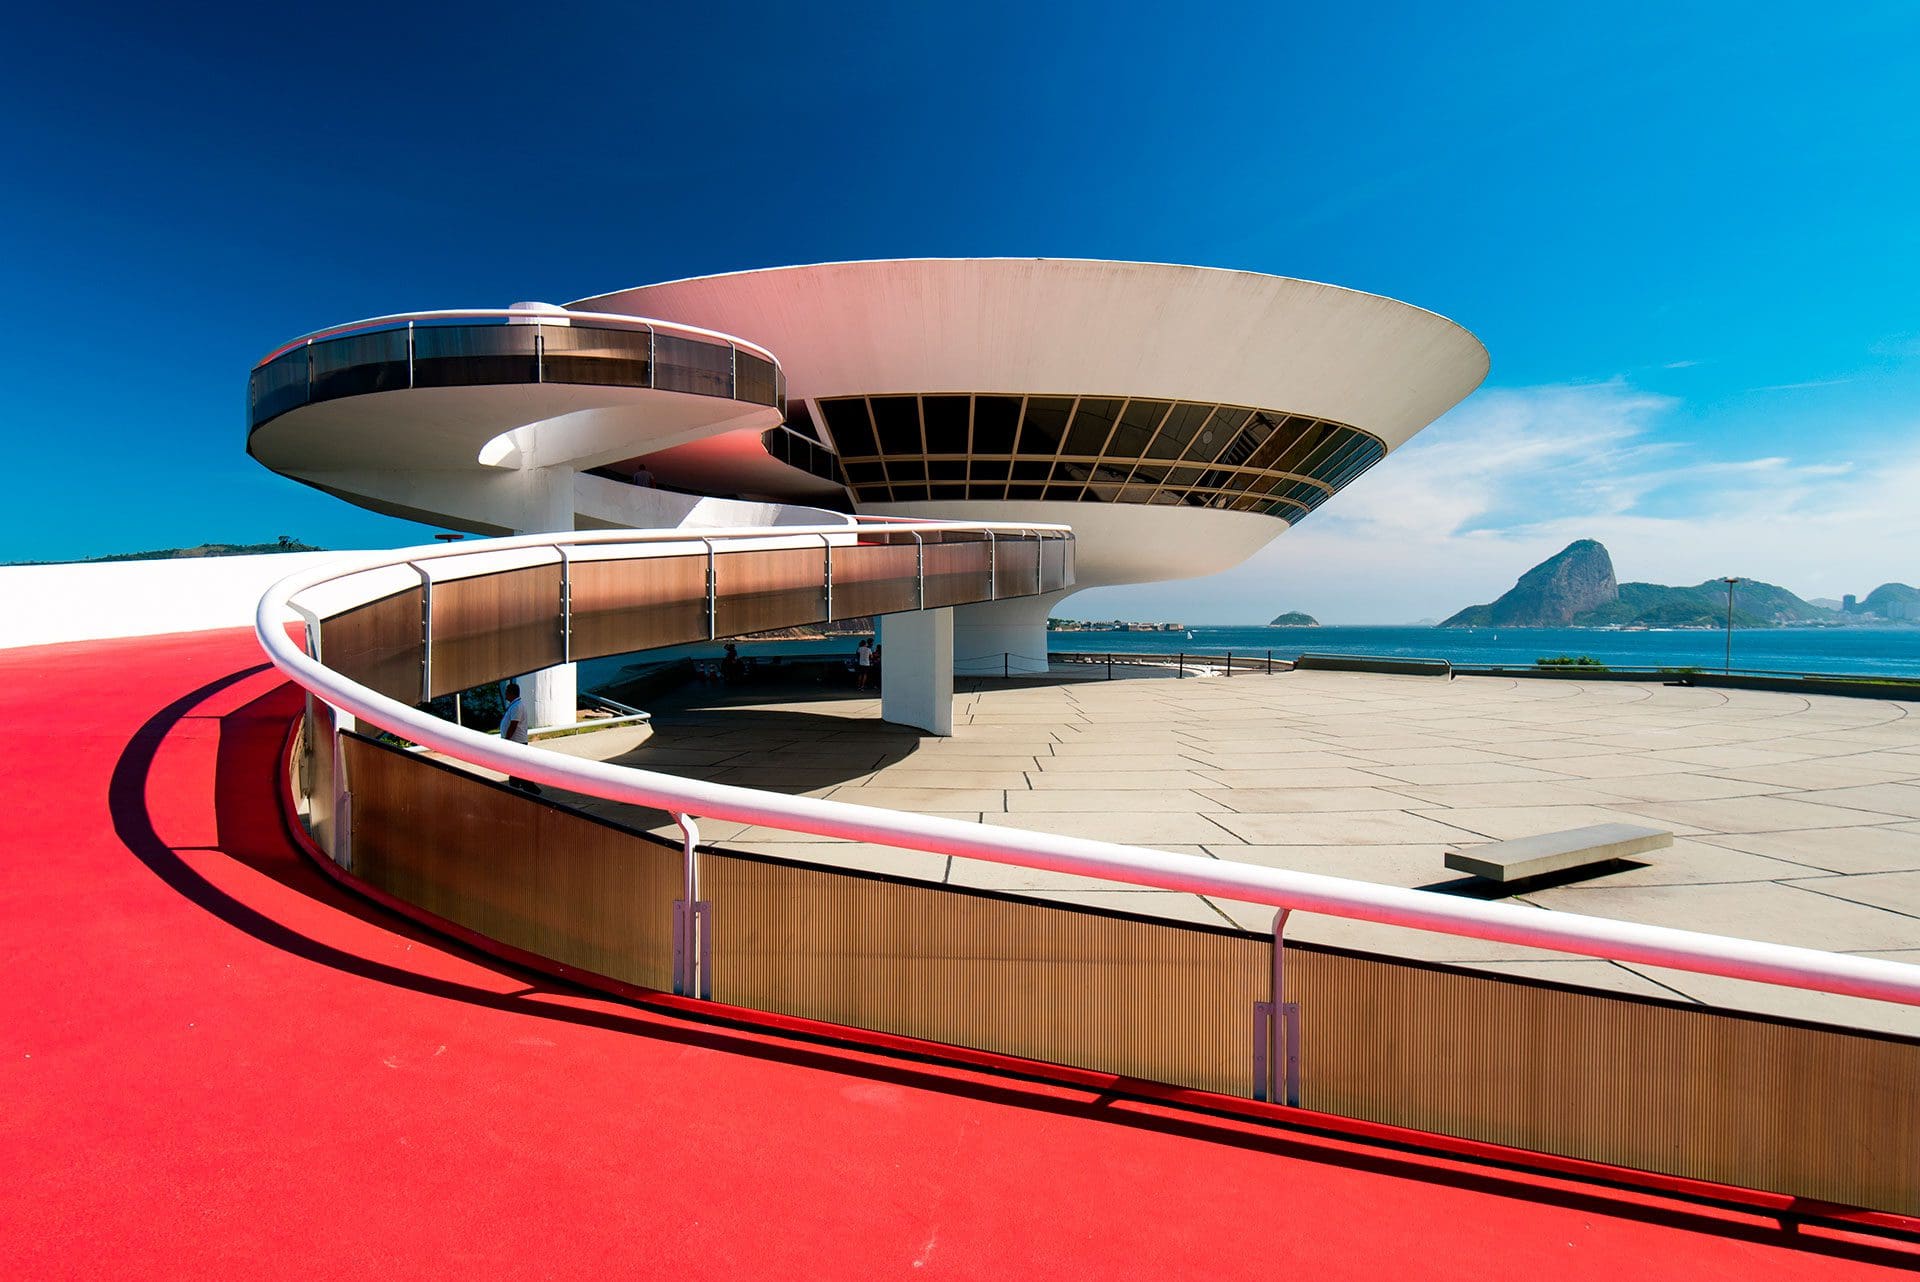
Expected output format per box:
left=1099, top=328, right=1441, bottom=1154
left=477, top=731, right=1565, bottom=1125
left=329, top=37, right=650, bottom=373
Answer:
left=540, top=667, right=1920, bottom=1034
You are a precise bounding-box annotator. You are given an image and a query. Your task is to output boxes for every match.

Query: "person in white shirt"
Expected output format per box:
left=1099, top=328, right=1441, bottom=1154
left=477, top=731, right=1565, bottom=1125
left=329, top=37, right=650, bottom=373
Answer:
left=855, top=638, right=874, bottom=689
left=500, top=681, right=541, bottom=795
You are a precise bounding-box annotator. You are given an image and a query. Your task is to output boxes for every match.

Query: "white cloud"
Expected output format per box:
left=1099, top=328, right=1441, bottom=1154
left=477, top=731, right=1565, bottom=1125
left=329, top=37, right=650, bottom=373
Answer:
left=1751, top=377, right=1855, bottom=391
left=1070, top=379, right=1920, bottom=624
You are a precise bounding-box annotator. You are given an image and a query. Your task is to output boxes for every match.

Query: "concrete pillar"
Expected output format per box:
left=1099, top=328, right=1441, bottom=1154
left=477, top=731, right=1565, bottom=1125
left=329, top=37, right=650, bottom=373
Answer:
left=513, top=463, right=579, bottom=728
left=951, top=590, right=1066, bottom=676
left=878, top=607, right=954, bottom=736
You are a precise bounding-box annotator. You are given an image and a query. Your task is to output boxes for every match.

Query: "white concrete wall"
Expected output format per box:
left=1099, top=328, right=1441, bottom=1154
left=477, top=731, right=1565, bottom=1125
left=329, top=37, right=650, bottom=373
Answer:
left=878, top=608, right=954, bottom=736
left=0, top=552, right=350, bottom=650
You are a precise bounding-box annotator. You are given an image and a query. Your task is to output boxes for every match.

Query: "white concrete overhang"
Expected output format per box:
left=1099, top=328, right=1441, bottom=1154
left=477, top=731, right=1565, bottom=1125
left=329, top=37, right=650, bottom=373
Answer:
left=571, top=258, right=1489, bottom=452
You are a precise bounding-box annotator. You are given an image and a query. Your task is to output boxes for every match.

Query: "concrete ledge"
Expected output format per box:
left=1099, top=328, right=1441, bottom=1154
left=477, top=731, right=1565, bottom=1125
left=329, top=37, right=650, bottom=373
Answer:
left=1446, top=823, right=1672, bottom=883
left=1296, top=652, right=1453, bottom=677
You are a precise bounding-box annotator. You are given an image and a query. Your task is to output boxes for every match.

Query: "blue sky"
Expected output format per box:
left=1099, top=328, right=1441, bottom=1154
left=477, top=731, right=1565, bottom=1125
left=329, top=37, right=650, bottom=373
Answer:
left=4, top=2, right=1917, bottom=620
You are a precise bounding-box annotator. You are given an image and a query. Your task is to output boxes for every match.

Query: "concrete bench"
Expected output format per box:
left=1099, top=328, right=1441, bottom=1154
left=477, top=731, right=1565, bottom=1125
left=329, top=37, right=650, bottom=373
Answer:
left=1445, top=823, right=1671, bottom=883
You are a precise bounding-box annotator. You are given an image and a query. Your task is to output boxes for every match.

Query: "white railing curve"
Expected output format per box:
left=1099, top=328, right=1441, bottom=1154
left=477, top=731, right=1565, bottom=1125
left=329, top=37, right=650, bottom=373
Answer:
left=256, top=525, right=1920, bottom=1011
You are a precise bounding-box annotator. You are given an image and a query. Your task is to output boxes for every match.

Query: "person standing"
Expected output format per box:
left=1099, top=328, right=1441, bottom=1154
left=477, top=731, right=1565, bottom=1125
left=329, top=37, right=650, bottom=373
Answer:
left=855, top=638, right=874, bottom=689
left=501, top=681, right=541, bottom=795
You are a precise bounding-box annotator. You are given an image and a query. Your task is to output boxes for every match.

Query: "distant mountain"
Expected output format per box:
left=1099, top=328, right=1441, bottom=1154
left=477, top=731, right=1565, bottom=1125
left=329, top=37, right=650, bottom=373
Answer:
left=1441, top=540, right=1617, bottom=627
left=1268, top=611, right=1319, bottom=626
left=1441, top=540, right=1831, bottom=628
left=7, top=536, right=325, bottom=567
left=1847, top=583, right=1920, bottom=621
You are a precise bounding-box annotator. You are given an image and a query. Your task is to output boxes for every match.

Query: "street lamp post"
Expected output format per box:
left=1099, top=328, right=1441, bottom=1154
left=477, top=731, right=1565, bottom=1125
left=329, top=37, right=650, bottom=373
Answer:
left=1721, top=577, right=1741, bottom=674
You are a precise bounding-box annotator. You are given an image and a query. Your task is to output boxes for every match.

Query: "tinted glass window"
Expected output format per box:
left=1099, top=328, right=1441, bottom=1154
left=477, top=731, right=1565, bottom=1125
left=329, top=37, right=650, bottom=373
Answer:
left=1106, top=400, right=1170, bottom=460
left=823, top=398, right=878, bottom=457
left=870, top=396, right=922, bottom=454
left=922, top=395, right=970, bottom=453
left=1190, top=408, right=1267, bottom=462
left=413, top=323, right=538, bottom=388
left=1014, top=396, right=1073, bottom=455
left=1063, top=398, right=1120, bottom=455
left=249, top=348, right=311, bottom=427
left=1147, top=402, right=1212, bottom=459
left=733, top=350, right=778, bottom=405
left=542, top=323, right=651, bottom=388
left=651, top=332, right=733, bottom=397
left=972, top=396, right=1021, bottom=453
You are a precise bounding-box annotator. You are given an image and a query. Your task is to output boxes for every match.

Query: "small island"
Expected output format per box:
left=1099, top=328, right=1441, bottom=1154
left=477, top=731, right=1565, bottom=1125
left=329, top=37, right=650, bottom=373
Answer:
left=1268, top=611, right=1319, bottom=627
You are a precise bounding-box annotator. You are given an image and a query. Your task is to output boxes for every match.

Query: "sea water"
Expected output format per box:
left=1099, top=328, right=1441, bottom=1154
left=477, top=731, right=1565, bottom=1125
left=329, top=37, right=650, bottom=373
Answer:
left=579, top=625, right=1920, bottom=691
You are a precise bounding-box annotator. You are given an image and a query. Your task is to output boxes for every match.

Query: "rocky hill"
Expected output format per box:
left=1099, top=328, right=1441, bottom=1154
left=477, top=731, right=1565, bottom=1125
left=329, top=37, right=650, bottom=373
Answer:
left=1441, top=540, right=1831, bottom=628
left=1268, top=611, right=1319, bottom=626
left=1440, top=540, right=1617, bottom=627
left=1848, top=583, right=1920, bottom=621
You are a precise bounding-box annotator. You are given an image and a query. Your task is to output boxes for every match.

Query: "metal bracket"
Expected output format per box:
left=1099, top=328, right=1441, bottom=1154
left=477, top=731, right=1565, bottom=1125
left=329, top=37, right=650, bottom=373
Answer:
left=671, top=813, right=707, bottom=998
left=820, top=533, right=834, bottom=621
left=700, top=538, right=717, bottom=640
left=557, top=545, right=573, bottom=662
left=912, top=532, right=925, bottom=610
left=1253, top=908, right=1301, bottom=1105
left=407, top=561, right=433, bottom=702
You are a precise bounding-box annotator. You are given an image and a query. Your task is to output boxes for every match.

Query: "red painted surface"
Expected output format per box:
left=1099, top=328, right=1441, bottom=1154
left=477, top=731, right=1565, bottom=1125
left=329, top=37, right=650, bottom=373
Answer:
left=3, top=627, right=1915, bottom=1279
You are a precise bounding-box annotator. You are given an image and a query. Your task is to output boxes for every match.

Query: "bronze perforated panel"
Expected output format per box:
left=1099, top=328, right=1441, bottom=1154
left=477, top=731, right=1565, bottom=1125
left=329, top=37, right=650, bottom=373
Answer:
left=320, top=588, right=422, bottom=704
left=829, top=542, right=921, bottom=619
left=921, top=540, right=994, bottom=609
left=430, top=565, right=564, bottom=696
left=342, top=735, right=678, bottom=991
left=994, top=540, right=1042, bottom=598
left=702, top=851, right=1264, bottom=1095
left=1285, top=945, right=1920, bottom=1214
left=714, top=547, right=828, bottom=637
left=570, top=554, right=710, bottom=660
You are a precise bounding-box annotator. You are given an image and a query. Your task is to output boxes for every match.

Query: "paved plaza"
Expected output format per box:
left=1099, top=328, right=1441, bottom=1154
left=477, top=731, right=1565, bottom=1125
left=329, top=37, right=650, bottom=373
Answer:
left=529, top=666, right=1920, bottom=1034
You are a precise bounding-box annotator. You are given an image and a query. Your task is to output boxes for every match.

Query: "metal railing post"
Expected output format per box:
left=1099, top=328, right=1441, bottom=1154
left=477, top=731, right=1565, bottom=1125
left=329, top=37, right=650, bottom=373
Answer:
left=820, top=534, right=834, bottom=621
left=557, top=545, right=573, bottom=663
left=702, top=537, right=717, bottom=640
left=407, top=562, right=433, bottom=702
left=913, top=532, right=925, bottom=610
left=1004, top=652, right=1010, bottom=680
left=987, top=531, right=997, bottom=600
left=1179, top=652, right=1184, bottom=678
left=1254, top=908, right=1301, bottom=1105
left=1107, top=652, right=1112, bottom=680
left=672, top=813, right=709, bottom=999
left=1226, top=650, right=1233, bottom=678
left=406, top=320, right=415, bottom=388
left=331, top=706, right=355, bottom=871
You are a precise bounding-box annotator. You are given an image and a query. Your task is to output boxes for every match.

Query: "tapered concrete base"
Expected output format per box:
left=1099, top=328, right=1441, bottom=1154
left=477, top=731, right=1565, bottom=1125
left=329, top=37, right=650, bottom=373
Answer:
left=953, top=591, right=1066, bottom=676
left=879, top=608, right=953, bottom=736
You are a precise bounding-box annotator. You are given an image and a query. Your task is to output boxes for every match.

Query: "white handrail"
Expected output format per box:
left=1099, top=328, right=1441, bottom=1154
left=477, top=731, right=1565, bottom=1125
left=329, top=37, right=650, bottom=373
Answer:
left=256, top=527, right=1920, bottom=1010
left=253, top=307, right=782, bottom=369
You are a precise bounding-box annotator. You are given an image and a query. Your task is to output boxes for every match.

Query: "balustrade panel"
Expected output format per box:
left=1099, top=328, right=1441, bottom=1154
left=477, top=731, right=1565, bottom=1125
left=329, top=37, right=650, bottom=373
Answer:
left=570, top=555, right=710, bottom=659
left=429, top=565, right=565, bottom=697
